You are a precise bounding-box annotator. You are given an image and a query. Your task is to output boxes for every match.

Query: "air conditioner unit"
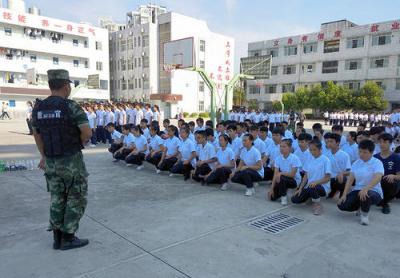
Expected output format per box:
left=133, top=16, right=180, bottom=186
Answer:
left=142, top=73, right=147, bottom=78
left=118, top=34, right=122, bottom=38
left=142, top=52, right=145, bottom=56
left=129, top=31, right=133, bottom=36
left=141, top=27, right=144, bottom=33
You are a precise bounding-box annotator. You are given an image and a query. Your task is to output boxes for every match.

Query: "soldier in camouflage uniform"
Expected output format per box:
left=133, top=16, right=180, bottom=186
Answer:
left=32, top=69, right=92, bottom=250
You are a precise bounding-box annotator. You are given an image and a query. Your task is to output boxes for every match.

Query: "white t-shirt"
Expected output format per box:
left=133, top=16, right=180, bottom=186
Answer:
left=326, top=150, right=351, bottom=178
left=240, top=146, right=264, bottom=177
left=179, top=138, right=197, bottom=166
left=216, top=147, right=235, bottom=166
left=87, top=112, right=96, bottom=129
left=127, top=108, right=136, bottom=124
left=135, top=109, right=144, bottom=125
left=149, top=135, right=163, bottom=152
left=266, top=142, right=281, bottom=168
left=133, top=135, right=148, bottom=153
left=119, top=110, right=126, bottom=125
left=294, top=148, right=312, bottom=171
left=342, top=143, right=359, bottom=164
left=253, top=137, right=267, bottom=156
left=198, top=142, right=217, bottom=168
left=123, top=133, right=135, bottom=147
left=153, top=111, right=160, bottom=122
left=111, top=130, right=123, bottom=141
left=96, top=110, right=105, bottom=126
left=145, top=110, right=153, bottom=123
left=228, top=137, right=243, bottom=159
left=351, top=157, right=384, bottom=198
left=303, top=154, right=332, bottom=193
left=274, top=153, right=302, bottom=185
left=164, top=136, right=181, bottom=156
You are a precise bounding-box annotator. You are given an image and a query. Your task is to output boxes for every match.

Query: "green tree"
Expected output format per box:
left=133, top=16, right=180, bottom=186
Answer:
left=233, top=86, right=246, bottom=106
left=282, top=93, right=298, bottom=111
left=247, top=99, right=259, bottom=110
left=272, top=101, right=283, bottom=112
left=353, top=81, right=388, bottom=111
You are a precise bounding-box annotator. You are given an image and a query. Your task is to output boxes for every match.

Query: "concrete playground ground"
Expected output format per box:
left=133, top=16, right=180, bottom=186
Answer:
left=0, top=119, right=399, bottom=278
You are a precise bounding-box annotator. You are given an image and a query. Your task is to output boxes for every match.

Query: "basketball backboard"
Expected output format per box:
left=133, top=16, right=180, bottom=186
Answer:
left=163, top=37, right=194, bottom=70
left=240, top=55, right=272, bottom=79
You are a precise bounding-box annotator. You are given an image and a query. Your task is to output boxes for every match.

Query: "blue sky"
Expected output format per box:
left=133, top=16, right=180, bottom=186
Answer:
left=4, top=0, right=400, bottom=70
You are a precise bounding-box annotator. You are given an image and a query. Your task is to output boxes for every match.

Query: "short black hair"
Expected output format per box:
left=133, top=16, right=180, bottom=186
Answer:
left=281, top=138, right=293, bottom=147
left=378, top=133, right=394, bottom=143
left=195, top=130, right=207, bottom=138
left=141, top=118, right=148, bottom=124
left=326, top=132, right=341, bottom=143
left=106, top=122, right=115, bottom=128
left=249, top=125, right=259, bottom=132
left=219, top=134, right=232, bottom=144
left=358, top=139, right=375, bottom=153
left=196, top=118, right=204, bottom=124
left=227, top=125, right=237, bottom=131
left=312, top=123, right=323, bottom=131
left=370, top=126, right=385, bottom=136
left=309, top=139, right=322, bottom=150
left=48, top=79, right=70, bottom=91
left=272, top=127, right=283, bottom=136
left=298, top=133, right=312, bottom=142
left=348, top=131, right=357, bottom=141
left=163, top=119, right=170, bottom=124
left=357, top=131, right=370, bottom=138
left=122, top=124, right=131, bottom=131
left=260, top=126, right=269, bottom=133
left=332, top=125, right=344, bottom=132
left=205, top=128, right=214, bottom=137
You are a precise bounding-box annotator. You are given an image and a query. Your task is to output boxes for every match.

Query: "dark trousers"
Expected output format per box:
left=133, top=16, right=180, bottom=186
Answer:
left=96, top=126, right=106, bottom=143
left=263, top=167, right=274, bottom=181
left=171, top=161, right=194, bottom=180
left=126, top=152, right=145, bottom=165
left=108, top=143, right=123, bottom=154
left=90, top=128, right=97, bottom=145
left=205, top=167, right=232, bottom=185
left=26, top=118, right=33, bottom=134
left=231, top=169, right=262, bottom=188
left=328, top=177, right=347, bottom=198
left=192, top=164, right=212, bottom=182
left=146, top=152, right=162, bottom=166
left=0, top=112, right=10, bottom=119
left=291, top=185, right=326, bottom=203
left=270, top=176, right=297, bottom=201
left=381, top=178, right=400, bottom=205
left=158, top=157, right=178, bottom=171
left=338, top=190, right=382, bottom=213
left=114, top=149, right=131, bottom=160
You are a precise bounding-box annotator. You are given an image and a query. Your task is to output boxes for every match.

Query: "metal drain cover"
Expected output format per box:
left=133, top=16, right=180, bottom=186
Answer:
left=249, top=213, right=304, bottom=234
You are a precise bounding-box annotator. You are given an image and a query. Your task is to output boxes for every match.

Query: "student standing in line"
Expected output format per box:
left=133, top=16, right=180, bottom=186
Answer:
left=144, top=104, right=153, bottom=123
left=145, top=125, right=165, bottom=168
left=113, top=124, right=135, bottom=162
left=191, top=130, right=217, bottom=184
left=337, top=140, right=384, bottom=226
left=204, top=134, right=236, bottom=189
left=157, top=125, right=180, bottom=173
left=230, top=134, right=264, bottom=196
left=292, top=139, right=332, bottom=215
left=374, top=133, right=400, bottom=214
left=153, top=105, right=161, bottom=126
left=125, top=125, right=148, bottom=170
left=170, top=127, right=197, bottom=180
left=268, top=139, right=302, bottom=205
left=87, top=106, right=97, bottom=147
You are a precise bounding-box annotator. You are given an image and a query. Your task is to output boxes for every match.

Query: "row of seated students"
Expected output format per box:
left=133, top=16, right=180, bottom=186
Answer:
left=104, top=119, right=400, bottom=226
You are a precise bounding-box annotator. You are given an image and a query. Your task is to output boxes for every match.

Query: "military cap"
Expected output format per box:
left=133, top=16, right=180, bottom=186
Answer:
left=47, top=69, right=73, bottom=83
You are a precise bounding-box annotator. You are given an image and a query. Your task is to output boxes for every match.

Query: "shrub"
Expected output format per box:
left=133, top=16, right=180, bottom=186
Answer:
left=183, top=112, right=189, bottom=118
left=189, top=112, right=198, bottom=118
left=198, top=112, right=210, bottom=118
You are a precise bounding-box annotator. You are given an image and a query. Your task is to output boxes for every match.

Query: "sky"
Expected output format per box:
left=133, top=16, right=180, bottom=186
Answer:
left=3, top=0, right=400, bottom=71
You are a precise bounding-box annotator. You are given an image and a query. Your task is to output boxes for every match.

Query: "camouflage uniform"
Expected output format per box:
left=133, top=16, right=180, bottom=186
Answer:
left=32, top=96, right=89, bottom=234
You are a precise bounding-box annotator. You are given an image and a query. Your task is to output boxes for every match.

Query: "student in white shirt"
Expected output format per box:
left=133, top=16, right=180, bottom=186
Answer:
left=325, top=133, right=352, bottom=199
left=106, top=123, right=123, bottom=154
left=192, top=130, right=217, bottom=183
left=259, top=126, right=273, bottom=151
left=113, top=125, right=135, bottom=161
left=206, top=128, right=220, bottom=151
left=342, top=131, right=359, bottom=163
left=157, top=125, right=180, bottom=173
left=140, top=119, right=151, bottom=142
left=292, top=139, right=332, bottom=215
left=268, top=139, right=302, bottom=205
left=230, top=134, right=264, bottom=196
left=331, top=125, right=347, bottom=149
left=204, top=134, right=236, bottom=189
left=145, top=124, right=165, bottom=168
left=87, top=106, right=97, bottom=147
left=293, top=133, right=313, bottom=176
left=144, top=104, right=153, bottom=123
left=96, top=105, right=106, bottom=144
left=170, top=127, right=197, bottom=180
left=135, top=104, right=144, bottom=126
left=125, top=125, right=148, bottom=169
left=338, top=140, right=384, bottom=225
left=227, top=125, right=242, bottom=163
left=194, top=118, right=205, bottom=132
left=264, top=127, right=283, bottom=181
left=249, top=125, right=267, bottom=165
left=153, top=105, right=161, bottom=125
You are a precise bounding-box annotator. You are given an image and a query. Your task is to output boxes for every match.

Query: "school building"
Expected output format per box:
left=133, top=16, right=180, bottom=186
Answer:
left=104, top=4, right=235, bottom=118
left=245, top=19, right=400, bottom=110
left=0, top=0, right=110, bottom=114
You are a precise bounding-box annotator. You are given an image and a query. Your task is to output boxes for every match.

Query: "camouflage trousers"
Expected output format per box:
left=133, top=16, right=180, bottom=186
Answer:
left=44, top=152, right=89, bottom=234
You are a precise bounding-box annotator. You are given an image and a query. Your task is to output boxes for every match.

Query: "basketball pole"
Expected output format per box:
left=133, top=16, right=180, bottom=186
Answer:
left=223, top=74, right=254, bottom=121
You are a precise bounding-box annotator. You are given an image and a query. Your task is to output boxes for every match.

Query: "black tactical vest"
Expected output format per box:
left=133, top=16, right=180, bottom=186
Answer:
left=32, top=96, right=82, bottom=158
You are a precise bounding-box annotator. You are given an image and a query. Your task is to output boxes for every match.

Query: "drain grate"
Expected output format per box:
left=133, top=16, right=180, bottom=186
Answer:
left=249, top=213, right=304, bottom=234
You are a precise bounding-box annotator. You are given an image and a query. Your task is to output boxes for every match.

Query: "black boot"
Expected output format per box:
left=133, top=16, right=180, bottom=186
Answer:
left=53, top=230, right=62, bottom=250
left=60, top=233, right=89, bottom=251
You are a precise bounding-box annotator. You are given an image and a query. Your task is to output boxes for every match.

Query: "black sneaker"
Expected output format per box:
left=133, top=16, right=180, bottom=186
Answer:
left=382, top=204, right=391, bottom=214
left=60, top=235, right=89, bottom=251
left=53, top=230, right=62, bottom=250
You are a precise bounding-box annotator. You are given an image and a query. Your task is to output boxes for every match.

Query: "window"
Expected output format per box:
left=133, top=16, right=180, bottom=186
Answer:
left=73, top=39, right=79, bottom=46
left=30, top=55, right=37, bottom=63
left=128, top=79, right=134, bottom=90
left=324, top=39, right=340, bottom=53
left=396, top=79, right=400, bottom=90
left=134, top=78, right=138, bottom=89
left=271, top=66, right=278, bottom=75
left=121, top=59, right=126, bottom=71
left=122, top=79, right=127, bottom=90
left=142, top=35, right=149, bottom=47
left=137, top=36, right=141, bottom=47
left=134, top=58, right=137, bottom=68
left=303, top=43, right=317, bottom=54
left=53, top=57, right=59, bottom=65
left=200, top=40, right=206, bottom=52
left=100, top=80, right=108, bottom=90
left=370, top=57, right=389, bottom=68
left=85, top=61, right=89, bottom=68
left=249, top=85, right=261, bottom=95
left=128, top=38, right=133, bottom=50
left=73, top=80, right=80, bottom=87
left=84, top=41, right=88, bottom=48
left=138, top=78, right=141, bottom=88
left=199, top=81, right=205, bottom=92
left=73, top=60, right=79, bottom=67
left=346, top=37, right=364, bottom=48
left=200, top=60, right=205, bottom=69
left=344, top=81, right=361, bottom=90
left=128, top=58, right=134, bottom=70
left=96, top=61, right=103, bottom=71
left=372, top=33, right=391, bottom=46
left=120, top=39, right=126, bottom=51
left=249, top=51, right=260, bottom=57
left=95, top=41, right=102, bottom=50
left=134, top=37, right=137, bottom=47
left=143, top=56, right=149, bottom=68
left=301, top=63, right=315, bottom=73
left=374, top=80, right=386, bottom=89
left=267, top=48, right=279, bottom=57
left=284, top=46, right=297, bottom=56
left=283, top=65, right=296, bottom=75
left=345, top=59, right=362, bottom=70
left=4, top=27, right=12, bottom=36
left=322, top=60, right=338, bottom=73
left=138, top=57, right=141, bottom=67
left=282, top=83, right=295, bottom=93
left=198, top=101, right=204, bottom=112
left=265, top=84, right=277, bottom=94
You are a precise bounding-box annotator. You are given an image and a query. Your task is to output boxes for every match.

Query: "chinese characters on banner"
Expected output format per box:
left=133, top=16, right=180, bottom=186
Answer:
left=208, top=40, right=233, bottom=91
left=1, top=9, right=96, bottom=36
